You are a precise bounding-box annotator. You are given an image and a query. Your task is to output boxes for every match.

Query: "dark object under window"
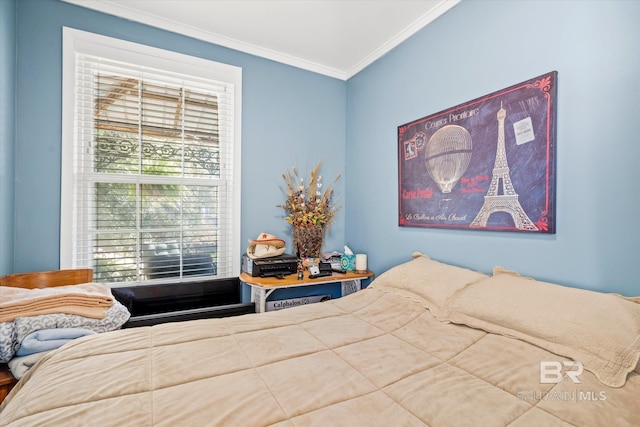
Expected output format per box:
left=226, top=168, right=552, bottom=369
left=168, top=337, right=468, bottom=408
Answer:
left=112, top=277, right=254, bottom=327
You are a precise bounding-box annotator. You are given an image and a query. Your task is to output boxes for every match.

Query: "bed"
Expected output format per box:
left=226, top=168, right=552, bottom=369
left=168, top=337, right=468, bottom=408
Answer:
left=1, top=253, right=639, bottom=426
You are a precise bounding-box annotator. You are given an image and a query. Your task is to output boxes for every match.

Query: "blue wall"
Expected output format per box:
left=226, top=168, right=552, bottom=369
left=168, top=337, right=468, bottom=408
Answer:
left=0, top=0, right=16, bottom=276
left=12, top=0, right=346, bottom=273
left=345, top=0, right=640, bottom=295
left=8, top=0, right=639, bottom=296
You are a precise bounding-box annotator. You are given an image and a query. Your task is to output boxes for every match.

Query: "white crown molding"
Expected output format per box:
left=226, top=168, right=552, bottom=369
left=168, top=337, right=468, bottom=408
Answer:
left=61, top=0, right=459, bottom=81
left=345, top=0, right=461, bottom=79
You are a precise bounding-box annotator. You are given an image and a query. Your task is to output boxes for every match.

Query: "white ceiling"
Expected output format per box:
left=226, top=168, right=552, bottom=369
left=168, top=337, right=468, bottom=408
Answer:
left=63, top=0, right=460, bottom=80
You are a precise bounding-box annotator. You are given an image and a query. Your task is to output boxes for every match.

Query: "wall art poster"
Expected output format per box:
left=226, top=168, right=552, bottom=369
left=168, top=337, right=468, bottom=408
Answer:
left=398, top=71, right=557, bottom=233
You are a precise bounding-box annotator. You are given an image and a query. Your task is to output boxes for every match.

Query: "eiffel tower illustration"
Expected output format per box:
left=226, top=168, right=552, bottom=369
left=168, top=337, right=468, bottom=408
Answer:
left=470, top=103, right=537, bottom=230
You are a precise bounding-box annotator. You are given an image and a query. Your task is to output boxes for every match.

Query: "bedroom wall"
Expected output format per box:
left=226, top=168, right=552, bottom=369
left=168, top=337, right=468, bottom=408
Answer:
left=11, top=0, right=346, bottom=273
left=345, top=0, right=640, bottom=296
left=11, top=0, right=639, bottom=297
left=0, top=0, right=16, bottom=276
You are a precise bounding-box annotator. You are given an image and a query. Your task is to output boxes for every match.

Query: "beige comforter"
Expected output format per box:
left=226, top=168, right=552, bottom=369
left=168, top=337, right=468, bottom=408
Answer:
left=1, top=286, right=638, bottom=426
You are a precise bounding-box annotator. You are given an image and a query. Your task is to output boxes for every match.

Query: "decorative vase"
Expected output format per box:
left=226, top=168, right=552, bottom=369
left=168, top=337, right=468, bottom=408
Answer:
left=292, top=224, right=324, bottom=259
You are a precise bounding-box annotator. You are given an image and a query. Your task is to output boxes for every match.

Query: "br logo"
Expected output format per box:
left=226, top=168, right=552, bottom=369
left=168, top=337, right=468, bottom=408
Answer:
left=540, top=361, right=584, bottom=384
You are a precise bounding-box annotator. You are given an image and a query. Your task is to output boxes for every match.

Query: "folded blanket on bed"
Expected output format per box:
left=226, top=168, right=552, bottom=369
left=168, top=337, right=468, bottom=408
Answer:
left=16, top=328, right=96, bottom=357
left=8, top=350, right=50, bottom=380
left=14, top=300, right=130, bottom=345
left=0, top=321, right=17, bottom=363
left=0, top=301, right=130, bottom=363
left=0, top=283, right=114, bottom=322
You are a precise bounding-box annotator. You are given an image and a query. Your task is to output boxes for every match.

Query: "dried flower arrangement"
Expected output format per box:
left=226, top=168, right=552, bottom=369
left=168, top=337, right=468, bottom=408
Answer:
left=278, top=162, right=341, bottom=259
left=279, top=161, right=341, bottom=228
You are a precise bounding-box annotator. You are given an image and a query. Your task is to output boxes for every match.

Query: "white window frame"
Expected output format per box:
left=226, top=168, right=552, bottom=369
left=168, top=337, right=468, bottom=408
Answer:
left=61, top=27, right=242, bottom=284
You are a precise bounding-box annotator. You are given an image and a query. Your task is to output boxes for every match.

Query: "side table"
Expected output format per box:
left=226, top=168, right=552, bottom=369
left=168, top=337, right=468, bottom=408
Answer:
left=240, top=270, right=374, bottom=313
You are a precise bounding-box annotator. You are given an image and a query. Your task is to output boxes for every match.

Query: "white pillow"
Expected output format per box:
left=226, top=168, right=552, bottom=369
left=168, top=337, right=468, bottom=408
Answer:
left=369, top=252, right=488, bottom=315
left=437, top=273, right=640, bottom=388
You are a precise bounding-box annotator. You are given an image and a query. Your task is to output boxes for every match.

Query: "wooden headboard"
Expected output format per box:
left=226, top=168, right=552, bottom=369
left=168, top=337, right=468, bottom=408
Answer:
left=0, top=269, right=93, bottom=289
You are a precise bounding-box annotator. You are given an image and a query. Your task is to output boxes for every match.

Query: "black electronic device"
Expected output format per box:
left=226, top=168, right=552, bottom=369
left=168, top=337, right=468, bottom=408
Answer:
left=309, top=262, right=334, bottom=279
left=241, top=253, right=298, bottom=277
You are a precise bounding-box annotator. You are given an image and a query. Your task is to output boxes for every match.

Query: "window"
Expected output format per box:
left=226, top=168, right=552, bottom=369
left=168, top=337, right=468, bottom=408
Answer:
left=61, top=28, right=242, bottom=284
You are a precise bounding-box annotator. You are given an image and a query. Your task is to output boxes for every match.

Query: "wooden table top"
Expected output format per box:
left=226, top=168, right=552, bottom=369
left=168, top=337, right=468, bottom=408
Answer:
left=240, top=270, right=374, bottom=288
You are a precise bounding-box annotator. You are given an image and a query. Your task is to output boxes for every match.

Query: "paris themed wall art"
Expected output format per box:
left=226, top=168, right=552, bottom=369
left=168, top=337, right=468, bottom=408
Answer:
left=398, top=71, right=557, bottom=233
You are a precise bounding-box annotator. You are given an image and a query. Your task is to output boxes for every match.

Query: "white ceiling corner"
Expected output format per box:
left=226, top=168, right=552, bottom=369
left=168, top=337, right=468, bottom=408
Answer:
left=61, top=0, right=461, bottom=80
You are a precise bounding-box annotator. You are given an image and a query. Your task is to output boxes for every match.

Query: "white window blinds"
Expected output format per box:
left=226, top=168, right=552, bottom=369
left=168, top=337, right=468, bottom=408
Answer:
left=62, top=29, right=242, bottom=284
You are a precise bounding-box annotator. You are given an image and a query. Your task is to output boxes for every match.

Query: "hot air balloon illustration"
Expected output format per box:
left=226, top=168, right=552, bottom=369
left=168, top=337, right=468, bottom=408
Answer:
left=424, top=125, right=472, bottom=193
